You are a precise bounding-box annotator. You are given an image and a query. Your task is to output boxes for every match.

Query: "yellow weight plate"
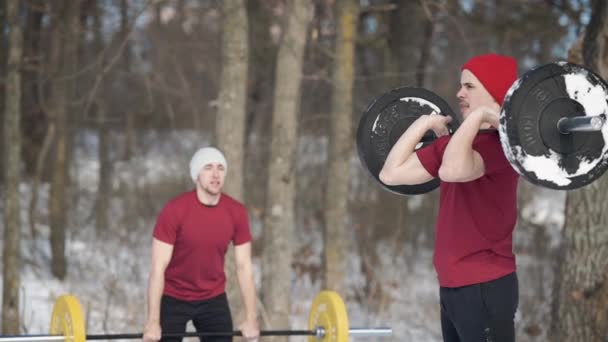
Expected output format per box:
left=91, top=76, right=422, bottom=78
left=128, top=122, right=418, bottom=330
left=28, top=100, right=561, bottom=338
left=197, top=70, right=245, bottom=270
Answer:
left=308, top=291, right=349, bottom=342
left=50, top=295, right=86, bottom=342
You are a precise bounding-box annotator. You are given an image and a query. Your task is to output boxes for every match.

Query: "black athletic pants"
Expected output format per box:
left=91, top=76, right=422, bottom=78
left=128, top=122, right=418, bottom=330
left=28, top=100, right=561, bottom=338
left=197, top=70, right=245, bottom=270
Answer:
left=160, top=293, right=233, bottom=342
left=439, top=272, right=518, bottom=342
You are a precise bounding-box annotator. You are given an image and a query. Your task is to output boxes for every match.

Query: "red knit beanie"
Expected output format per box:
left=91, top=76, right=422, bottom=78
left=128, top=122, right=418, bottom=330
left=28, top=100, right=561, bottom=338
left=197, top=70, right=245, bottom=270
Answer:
left=461, top=54, right=518, bottom=105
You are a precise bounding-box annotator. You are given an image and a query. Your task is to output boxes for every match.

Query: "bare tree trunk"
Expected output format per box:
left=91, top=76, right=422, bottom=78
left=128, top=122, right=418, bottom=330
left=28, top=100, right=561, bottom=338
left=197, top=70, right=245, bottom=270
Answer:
left=24, top=3, right=46, bottom=239
left=120, top=0, right=131, bottom=69
left=120, top=0, right=134, bottom=160
left=49, top=39, right=69, bottom=279
left=217, top=0, right=248, bottom=200
left=415, top=1, right=437, bottom=88
left=2, top=0, right=24, bottom=333
left=21, top=4, right=44, bottom=177
left=49, top=1, right=79, bottom=280
left=323, top=0, right=358, bottom=294
left=244, top=0, right=278, bottom=214
left=95, top=103, right=110, bottom=236
left=124, top=110, right=135, bottom=160
left=261, top=1, right=312, bottom=340
left=216, top=0, right=250, bottom=324
left=0, top=0, right=5, bottom=177
left=551, top=1, right=608, bottom=340
left=363, top=0, right=420, bottom=284
left=29, top=124, right=55, bottom=240
left=93, top=0, right=110, bottom=237
left=388, top=0, right=424, bottom=86
left=411, top=1, right=440, bottom=259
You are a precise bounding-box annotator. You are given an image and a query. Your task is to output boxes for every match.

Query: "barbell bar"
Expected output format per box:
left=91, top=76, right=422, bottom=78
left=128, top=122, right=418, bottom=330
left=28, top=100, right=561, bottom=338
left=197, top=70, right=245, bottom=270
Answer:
left=0, top=328, right=393, bottom=342
left=557, top=115, right=605, bottom=133
left=0, top=291, right=392, bottom=342
left=357, top=61, right=608, bottom=194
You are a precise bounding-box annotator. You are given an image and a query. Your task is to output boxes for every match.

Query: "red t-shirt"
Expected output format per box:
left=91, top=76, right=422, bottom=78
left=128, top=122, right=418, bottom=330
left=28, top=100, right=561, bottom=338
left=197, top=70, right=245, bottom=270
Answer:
left=416, top=131, right=519, bottom=288
left=153, top=190, right=252, bottom=301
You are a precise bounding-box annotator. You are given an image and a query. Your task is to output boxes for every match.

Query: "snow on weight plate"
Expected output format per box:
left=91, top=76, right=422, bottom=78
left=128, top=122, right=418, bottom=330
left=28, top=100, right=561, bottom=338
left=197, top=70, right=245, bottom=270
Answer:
left=499, top=62, right=608, bottom=190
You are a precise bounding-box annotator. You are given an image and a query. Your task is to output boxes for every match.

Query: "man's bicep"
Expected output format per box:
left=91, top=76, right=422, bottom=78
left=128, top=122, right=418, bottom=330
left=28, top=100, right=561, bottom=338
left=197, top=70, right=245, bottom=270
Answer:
left=234, top=242, right=252, bottom=267
left=151, top=238, right=174, bottom=269
left=402, top=154, right=435, bottom=183
left=380, top=153, right=434, bottom=186
left=441, top=150, right=486, bottom=182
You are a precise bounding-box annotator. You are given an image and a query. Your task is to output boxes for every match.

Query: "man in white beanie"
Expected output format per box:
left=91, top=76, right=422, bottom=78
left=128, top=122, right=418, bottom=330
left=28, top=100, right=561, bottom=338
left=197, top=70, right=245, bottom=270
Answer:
left=143, top=147, right=260, bottom=342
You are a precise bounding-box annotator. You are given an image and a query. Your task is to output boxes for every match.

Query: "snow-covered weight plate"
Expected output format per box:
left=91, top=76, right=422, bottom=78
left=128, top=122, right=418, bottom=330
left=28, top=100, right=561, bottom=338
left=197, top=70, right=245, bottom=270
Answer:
left=500, top=62, right=608, bottom=190
left=356, top=87, right=459, bottom=195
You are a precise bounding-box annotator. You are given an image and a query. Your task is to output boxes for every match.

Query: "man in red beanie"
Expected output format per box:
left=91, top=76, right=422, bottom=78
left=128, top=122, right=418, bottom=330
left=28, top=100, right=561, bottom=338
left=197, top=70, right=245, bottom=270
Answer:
left=379, top=53, right=519, bottom=342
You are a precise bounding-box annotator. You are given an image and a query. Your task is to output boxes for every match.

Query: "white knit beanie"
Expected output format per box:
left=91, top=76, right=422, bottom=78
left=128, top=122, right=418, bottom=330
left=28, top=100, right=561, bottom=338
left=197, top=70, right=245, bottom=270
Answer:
left=189, top=147, right=227, bottom=182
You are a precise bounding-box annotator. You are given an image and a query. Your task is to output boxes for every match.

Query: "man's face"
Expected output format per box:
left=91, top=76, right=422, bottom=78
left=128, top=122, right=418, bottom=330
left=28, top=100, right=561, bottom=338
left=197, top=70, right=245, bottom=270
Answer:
left=456, top=69, right=497, bottom=118
left=196, top=163, right=226, bottom=195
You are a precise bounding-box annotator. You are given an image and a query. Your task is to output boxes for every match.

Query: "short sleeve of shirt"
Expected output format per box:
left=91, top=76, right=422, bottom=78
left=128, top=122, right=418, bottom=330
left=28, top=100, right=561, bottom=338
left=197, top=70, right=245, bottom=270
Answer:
left=232, top=205, right=252, bottom=246
left=416, top=136, right=450, bottom=177
left=473, top=133, right=512, bottom=175
left=153, top=202, right=179, bottom=245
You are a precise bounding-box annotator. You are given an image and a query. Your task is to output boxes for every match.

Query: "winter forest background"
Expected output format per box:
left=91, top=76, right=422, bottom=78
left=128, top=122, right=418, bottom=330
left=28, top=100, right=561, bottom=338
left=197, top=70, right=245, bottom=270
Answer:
left=2, top=0, right=608, bottom=341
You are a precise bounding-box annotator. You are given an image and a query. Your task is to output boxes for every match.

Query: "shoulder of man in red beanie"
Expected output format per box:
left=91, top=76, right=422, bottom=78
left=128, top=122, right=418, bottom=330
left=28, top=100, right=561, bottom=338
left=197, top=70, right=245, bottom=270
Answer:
left=461, top=53, right=518, bottom=106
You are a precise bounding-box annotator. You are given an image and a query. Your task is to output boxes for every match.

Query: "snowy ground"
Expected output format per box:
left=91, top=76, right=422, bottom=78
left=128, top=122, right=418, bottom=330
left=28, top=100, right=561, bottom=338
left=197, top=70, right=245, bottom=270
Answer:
left=0, top=131, right=566, bottom=341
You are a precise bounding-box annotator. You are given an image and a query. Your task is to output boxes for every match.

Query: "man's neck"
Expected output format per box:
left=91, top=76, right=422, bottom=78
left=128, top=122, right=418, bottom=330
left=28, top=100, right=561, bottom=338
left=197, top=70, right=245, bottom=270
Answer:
left=196, top=187, right=221, bottom=206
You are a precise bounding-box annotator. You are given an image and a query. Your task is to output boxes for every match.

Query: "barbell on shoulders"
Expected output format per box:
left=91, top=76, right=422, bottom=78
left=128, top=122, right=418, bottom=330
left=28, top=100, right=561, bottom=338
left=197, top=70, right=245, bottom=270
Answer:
left=356, top=61, right=608, bottom=195
left=0, top=291, right=392, bottom=342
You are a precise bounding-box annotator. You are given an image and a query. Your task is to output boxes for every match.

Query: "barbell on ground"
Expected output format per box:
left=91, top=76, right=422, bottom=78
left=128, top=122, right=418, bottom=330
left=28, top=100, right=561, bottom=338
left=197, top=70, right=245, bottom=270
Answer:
left=357, top=61, right=608, bottom=194
left=0, top=291, right=392, bottom=342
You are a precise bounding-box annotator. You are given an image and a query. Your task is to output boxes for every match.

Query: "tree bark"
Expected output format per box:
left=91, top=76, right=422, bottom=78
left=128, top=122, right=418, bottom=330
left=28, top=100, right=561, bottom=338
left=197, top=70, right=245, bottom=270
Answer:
left=261, top=1, right=313, bottom=340
left=49, top=0, right=79, bottom=280
left=323, top=0, right=358, bottom=294
left=48, top=6, right=68, bottom=280
left=95, top=103, right=110, bottom=236
left=2, top=0, right=24, bottom=333
left=21, top=3, right=45, bottom=177
left=415, top=2, right=437, bottom=88
left=216, top=0, right=251, bottom=324
left=0, top=0, right=5, bottom=178
left=551, top=1, right=608, bottom=340
left=217, top=0, right=248, bottom=201
left=120, top=0, right=135, bottom=161
left=93, top=0, right=110, bottom=237
left=244, top=0, right=279, bottom=215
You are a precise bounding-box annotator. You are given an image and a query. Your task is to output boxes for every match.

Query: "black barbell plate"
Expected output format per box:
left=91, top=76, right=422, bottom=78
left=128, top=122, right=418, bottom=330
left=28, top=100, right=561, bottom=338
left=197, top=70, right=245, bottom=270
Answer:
left=357, top=87, right=459, bottom=195
left=499, top=62, right=608, bottom=190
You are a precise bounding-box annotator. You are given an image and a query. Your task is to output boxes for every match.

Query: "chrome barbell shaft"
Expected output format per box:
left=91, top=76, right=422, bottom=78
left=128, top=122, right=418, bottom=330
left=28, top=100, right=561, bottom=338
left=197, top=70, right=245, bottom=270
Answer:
left=349, top=327, right=393, bottom=337
left=557, top=115, right=605, bottom=133
left=0, top=327, right=393, bottom=342
left=87, top=330, right=314, bottom=339
left=312, top=327, right=393, bottom=339
left=0, top=330, right=314, bottom=341
left=0, top=336, right=65, bottom=342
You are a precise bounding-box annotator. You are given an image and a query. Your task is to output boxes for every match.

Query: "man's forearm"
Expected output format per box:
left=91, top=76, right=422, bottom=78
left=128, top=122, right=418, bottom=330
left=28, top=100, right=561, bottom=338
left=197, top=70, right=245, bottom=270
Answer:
left=146, top=270, right=165, bottom=325
left=237, top=265, right=257, bottom=320
left=382, top=116, right=430, bottom=171
left=442, top=112, right=482, bottom=168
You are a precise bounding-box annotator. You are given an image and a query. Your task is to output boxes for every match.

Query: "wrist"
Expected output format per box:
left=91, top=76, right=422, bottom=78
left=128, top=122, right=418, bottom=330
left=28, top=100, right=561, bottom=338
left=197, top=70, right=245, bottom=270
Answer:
left=466, top=110, right=485, bottom=127
left=470, top=108, right=484, bottom=119
left=145, top=318, right=160, bottom=326
left=415, top=115, right=432, bottom=129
